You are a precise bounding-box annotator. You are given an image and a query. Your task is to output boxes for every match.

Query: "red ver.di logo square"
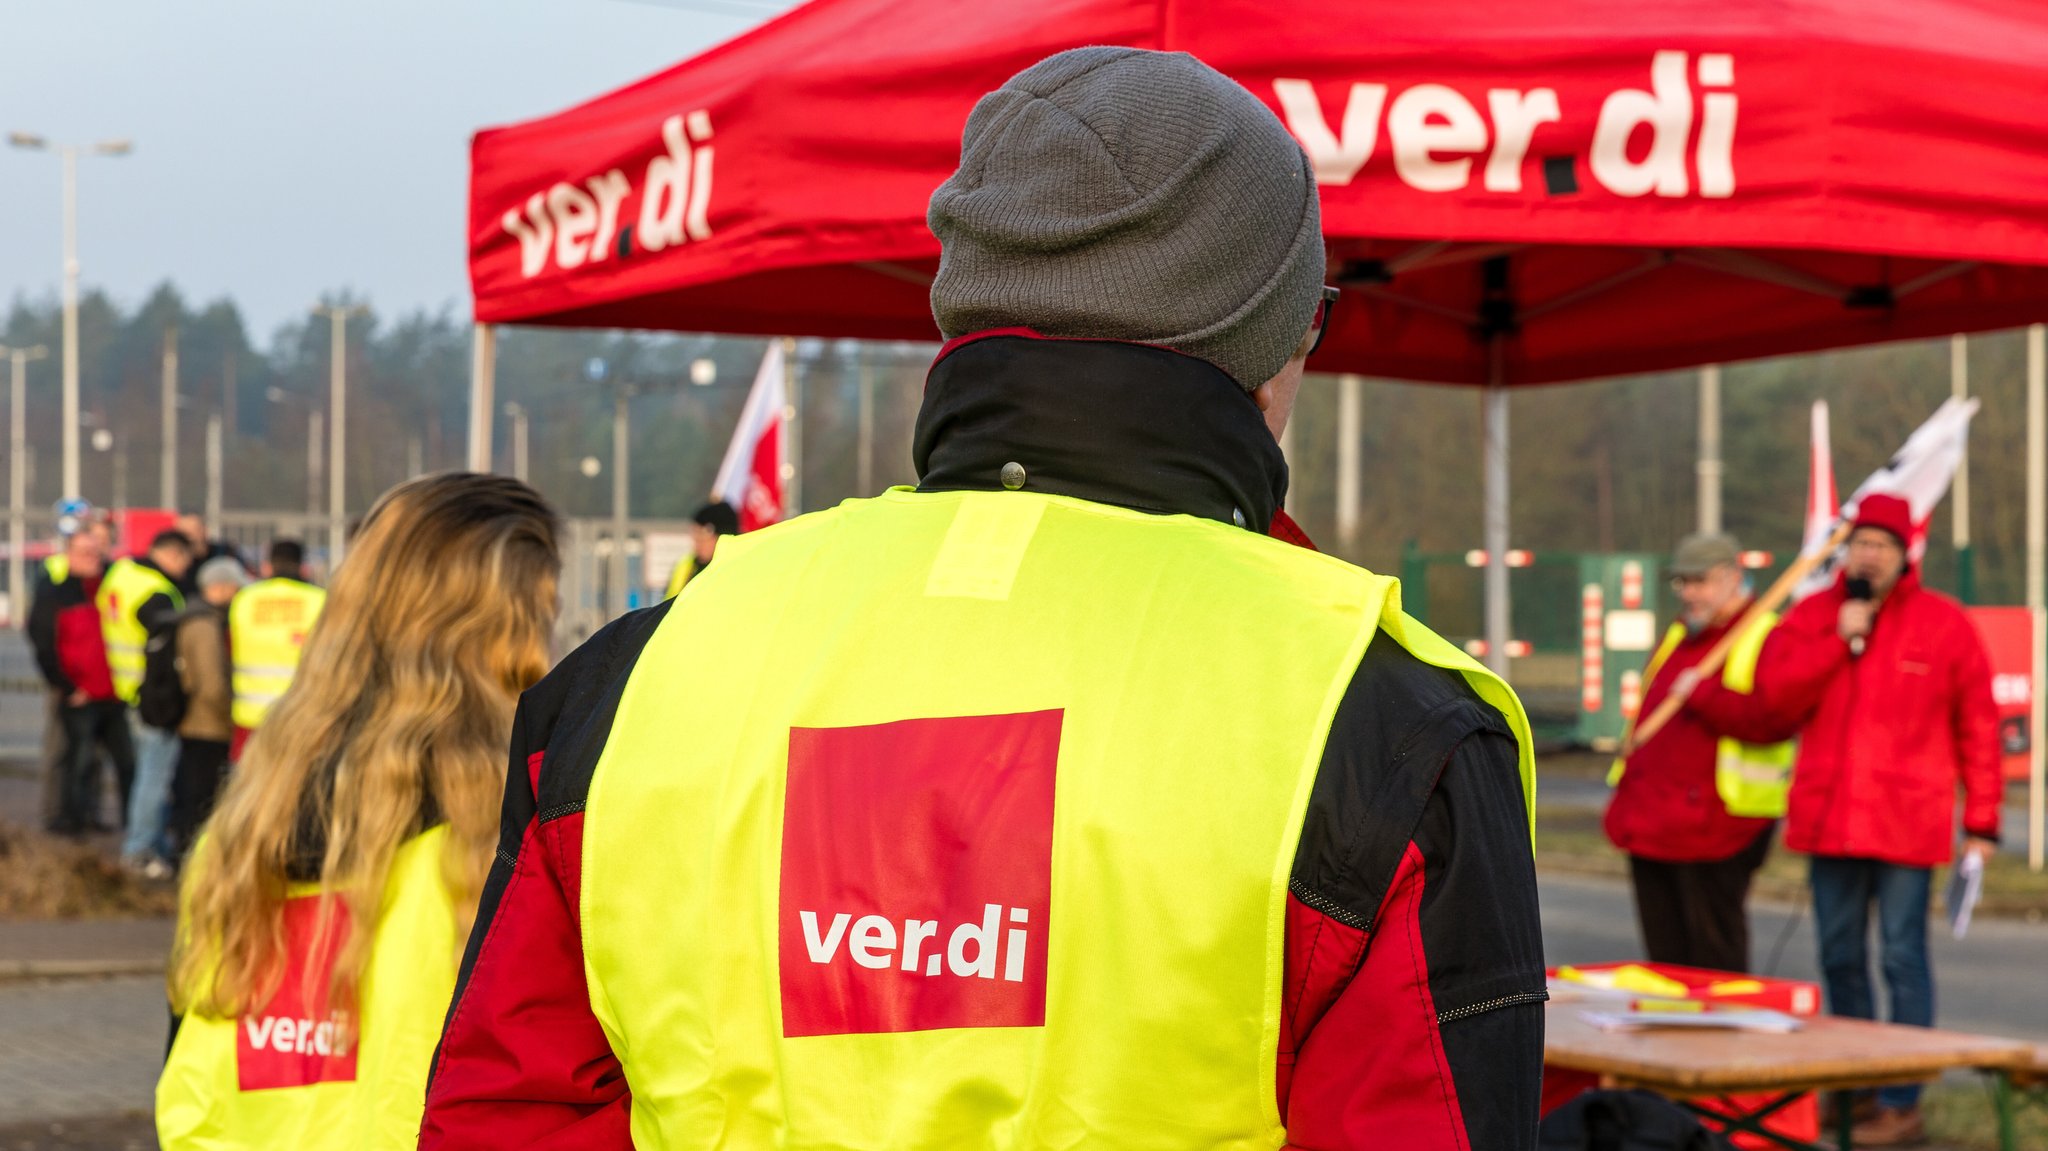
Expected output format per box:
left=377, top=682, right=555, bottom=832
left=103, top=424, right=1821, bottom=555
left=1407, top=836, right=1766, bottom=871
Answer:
left=778, top=709, right=1061, bottom=1038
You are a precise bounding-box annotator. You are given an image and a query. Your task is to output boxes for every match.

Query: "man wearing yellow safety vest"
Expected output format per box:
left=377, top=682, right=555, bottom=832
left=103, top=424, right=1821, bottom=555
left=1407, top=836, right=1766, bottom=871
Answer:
left=424, top=47, right=1546, bottom=1151
left=663, top=501, right=739, bottom=600
left=103, top=529, right=195, bottom=876
left=228, top=539, right=326, bottom=755
left=1607, top=534, right=1791, bottom=973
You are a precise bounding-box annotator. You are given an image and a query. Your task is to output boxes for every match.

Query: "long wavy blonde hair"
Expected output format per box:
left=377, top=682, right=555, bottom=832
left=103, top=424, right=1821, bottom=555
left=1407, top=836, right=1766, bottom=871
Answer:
left=171, top=472, right=560, bottom=1019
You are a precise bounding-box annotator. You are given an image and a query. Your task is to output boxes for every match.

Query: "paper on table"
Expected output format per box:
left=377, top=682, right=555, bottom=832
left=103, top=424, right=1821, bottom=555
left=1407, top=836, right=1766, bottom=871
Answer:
left=1580, top=1008, right=1804, bottom=1034
left=1947, top=851, right=1984, bottom=940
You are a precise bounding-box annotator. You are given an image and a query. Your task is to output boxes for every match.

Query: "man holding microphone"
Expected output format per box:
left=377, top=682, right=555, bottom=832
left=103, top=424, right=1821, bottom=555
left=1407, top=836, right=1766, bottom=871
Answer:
left=1737, top=493, right=2001, bottom=1147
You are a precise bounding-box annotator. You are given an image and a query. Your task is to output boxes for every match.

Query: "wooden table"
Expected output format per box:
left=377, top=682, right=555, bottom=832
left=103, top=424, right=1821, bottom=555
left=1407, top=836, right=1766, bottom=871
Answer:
left=1545, top=1000, right=2036, bottom=1150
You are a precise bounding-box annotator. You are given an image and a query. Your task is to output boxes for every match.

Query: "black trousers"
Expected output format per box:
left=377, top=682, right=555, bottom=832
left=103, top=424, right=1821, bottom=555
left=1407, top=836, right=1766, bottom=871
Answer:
left=169, top=738, right=231, bottom=864
left=1629, top=825, right=1775, bottom=973
left=56, top=700, right=135, bottom=834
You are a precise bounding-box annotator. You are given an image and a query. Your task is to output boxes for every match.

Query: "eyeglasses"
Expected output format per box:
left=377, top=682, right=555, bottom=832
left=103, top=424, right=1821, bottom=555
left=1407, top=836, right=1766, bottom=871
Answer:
left=1306, top=285, right=1340, bottom=358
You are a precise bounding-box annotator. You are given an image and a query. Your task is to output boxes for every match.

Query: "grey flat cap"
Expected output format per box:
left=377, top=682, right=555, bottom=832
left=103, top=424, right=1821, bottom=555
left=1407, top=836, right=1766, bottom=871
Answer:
left=1670, top=533, right=1742, bottom=577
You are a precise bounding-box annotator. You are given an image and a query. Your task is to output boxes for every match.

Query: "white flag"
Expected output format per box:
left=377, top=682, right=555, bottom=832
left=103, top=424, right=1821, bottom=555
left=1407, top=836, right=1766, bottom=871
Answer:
left=711, top=342, right=789, bottom=532
left=1796, top=396, right=1977, bottom=597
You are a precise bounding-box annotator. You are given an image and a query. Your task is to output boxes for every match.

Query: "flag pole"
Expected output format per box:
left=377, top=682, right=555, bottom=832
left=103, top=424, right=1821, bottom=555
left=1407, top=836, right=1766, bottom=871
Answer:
left=1624, top=518, right=1856, bottom=756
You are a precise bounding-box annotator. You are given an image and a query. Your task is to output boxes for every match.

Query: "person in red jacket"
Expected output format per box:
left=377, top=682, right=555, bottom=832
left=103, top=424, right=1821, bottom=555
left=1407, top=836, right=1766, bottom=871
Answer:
left=27, top=527, right=136, bottom=837
left=1752, top=493, right=2001, bottom=1146
left=1606, top=534, right=1782, bottom=972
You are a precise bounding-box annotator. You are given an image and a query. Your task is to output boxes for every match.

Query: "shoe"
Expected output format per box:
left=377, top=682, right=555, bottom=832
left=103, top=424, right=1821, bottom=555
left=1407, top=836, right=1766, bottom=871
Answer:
left=1848, top=1106, right=1926, bottom=1147
left=123, top=855, right=175, bottom=882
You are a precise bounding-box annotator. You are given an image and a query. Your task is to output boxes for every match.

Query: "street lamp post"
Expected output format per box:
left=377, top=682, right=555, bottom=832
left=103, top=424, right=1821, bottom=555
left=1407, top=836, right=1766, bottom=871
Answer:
left=505, top=402, right=530, bottom=482
left=0, top=344, right=49, bottom=627
left=161, top=325, right=178, bottom=510
left=612, top=390, right=632, bottom=617
left=266, top=387, right=324, bottom=534
left=311, top=304, right=367, bottom=567
left=8, top=133, right=132, bottom=503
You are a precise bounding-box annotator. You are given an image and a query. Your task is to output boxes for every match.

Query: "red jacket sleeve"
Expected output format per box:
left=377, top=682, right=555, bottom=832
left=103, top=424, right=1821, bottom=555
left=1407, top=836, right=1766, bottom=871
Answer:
left=1950, top=617, right=2004, bottom=841
left=419, top=675, right=633, bottom=1147
left=1746, top=598, right=1852, bottom=726
left=1685, top=674, right=1796, bottom=745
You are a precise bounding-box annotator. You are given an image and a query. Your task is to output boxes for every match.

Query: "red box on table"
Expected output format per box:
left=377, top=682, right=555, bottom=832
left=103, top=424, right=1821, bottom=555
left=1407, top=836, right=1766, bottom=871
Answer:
left=1542, top=962, right=1821, bottom=1150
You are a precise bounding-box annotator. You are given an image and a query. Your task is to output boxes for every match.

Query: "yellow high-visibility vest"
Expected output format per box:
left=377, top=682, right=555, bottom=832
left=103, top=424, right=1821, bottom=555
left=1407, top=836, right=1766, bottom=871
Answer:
left=229, top=578, right=327, bottom=729
left=579, top=488, right=1534, bottom=1149
left=1610, top=615, right=1795, bottom=818
left=44, top=555, right=69, bottom=584
left=96, top=558, right=183, bottom=704
left=663, top=553, right=699, bottom=600
left=157, top=824, right=461, bottom=1150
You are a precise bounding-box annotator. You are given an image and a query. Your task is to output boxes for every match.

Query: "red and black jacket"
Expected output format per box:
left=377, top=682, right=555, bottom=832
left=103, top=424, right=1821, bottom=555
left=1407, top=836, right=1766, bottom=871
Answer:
left=421, top=337, right=1546, bottom=1150
left=27, top=563, right=115, bottom=702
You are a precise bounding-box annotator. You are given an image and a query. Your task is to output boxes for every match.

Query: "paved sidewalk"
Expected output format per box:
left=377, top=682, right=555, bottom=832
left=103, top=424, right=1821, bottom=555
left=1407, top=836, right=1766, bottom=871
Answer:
left=0, top=976, right=164, bottom=1126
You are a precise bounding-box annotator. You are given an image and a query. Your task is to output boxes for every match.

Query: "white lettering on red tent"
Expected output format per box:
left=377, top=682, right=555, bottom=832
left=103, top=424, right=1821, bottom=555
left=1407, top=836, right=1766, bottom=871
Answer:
left=501, top=110, right=715, bottom=279
left=1275, top=51, right=1736, bottom=198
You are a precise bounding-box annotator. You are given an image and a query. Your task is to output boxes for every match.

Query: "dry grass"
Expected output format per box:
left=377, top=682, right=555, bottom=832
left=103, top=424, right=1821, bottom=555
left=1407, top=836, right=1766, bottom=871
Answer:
left=0, top=821, right=177, bottom=919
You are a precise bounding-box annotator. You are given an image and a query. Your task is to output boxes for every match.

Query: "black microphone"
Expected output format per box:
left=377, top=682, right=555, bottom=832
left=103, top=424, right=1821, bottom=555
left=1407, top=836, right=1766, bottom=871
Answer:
left=1844, top=577, right=1873, bottom=657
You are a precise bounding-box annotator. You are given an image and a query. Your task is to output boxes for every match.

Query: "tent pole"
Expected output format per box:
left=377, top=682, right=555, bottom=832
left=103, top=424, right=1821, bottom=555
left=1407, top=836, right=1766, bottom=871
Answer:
left=468, top=323, right=497, bottom=473
left=1337, top=374, right=1362, bottom=552
left=2027, top=323, right=2044, bottom=872
left=1483, top=341, right=1510, bottom=678
left=1952, top=334, right=1974, bottom=603
left=1697, top=364, right=1722, bottom=535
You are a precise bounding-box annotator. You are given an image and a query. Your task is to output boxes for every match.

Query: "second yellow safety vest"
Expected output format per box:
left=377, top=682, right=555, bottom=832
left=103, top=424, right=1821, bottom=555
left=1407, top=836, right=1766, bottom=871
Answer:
left=229, top=578, right=327, bottom=729
left=663, top=553, right=698, bottom=600
left=97, top=558, right=184, bottom=704
left=579, top=488, right=1534, bottom=1149
left=157, top=824, right=462, bottom=1150
left=1611, top=615, right=1795, bottom=819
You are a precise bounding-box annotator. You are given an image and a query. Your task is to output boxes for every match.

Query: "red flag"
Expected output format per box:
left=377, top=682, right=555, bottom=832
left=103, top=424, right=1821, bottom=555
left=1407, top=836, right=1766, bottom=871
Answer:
left=714, top=343, right=788, bottom=532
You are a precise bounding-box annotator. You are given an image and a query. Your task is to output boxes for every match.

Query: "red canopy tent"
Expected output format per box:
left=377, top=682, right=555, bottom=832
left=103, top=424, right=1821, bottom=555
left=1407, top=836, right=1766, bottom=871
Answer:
left=465, top=0, right=2048, bottom=841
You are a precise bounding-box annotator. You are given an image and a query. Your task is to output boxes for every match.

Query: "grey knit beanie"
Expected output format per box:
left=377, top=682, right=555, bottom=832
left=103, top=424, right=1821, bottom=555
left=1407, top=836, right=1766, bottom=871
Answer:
left=928, top=47, right=1325, bottom=391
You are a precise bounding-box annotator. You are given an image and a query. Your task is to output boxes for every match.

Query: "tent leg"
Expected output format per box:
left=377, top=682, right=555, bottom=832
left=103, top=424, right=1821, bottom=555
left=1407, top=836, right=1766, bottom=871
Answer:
left=1483, top=363, right=1510, bottom=678
left=1338, top=374, right=1362, bottom=551
left=468, top=323, right=497, bottom=473
left=2027, top=323, right=2044, bottom=873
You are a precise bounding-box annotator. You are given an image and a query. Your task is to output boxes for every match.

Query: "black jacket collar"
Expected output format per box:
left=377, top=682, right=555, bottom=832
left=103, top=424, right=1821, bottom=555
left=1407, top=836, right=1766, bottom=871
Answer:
left=913, top=335, right=1286, bottom=531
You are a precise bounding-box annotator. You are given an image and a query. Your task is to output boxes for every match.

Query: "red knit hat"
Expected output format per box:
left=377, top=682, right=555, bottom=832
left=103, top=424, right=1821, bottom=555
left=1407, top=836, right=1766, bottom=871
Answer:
left=1852, top=493, right=1914, bottom=546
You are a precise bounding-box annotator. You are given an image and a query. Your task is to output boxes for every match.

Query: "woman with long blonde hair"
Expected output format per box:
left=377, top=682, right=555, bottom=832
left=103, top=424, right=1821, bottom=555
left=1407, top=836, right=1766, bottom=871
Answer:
left=157, top=473, right=560, bottom=1150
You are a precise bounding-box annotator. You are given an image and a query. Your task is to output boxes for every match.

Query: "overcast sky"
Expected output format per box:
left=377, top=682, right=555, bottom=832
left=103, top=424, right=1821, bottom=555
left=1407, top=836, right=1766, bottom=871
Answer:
left=0, top=0, right=792, bottom=343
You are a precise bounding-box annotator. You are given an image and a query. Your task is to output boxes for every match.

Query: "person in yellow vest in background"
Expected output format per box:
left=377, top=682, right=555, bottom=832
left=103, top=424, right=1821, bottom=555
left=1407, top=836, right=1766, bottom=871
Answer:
left=423, top=48, right=1546, bottom=1151
left=156, top=473, right=561, bottom=1151
left=103, top=528, right=195, bottom=878
left=663, top=501, right=739, bottom=599
left=1606, top=534, right=1793, bottom=972
left=229, top=539, right=327, bottom=757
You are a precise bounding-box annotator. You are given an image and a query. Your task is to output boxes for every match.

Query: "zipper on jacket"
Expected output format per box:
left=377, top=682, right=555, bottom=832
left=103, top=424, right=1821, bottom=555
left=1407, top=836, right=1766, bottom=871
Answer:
left=1436, top=990, right=1549, bottom=1025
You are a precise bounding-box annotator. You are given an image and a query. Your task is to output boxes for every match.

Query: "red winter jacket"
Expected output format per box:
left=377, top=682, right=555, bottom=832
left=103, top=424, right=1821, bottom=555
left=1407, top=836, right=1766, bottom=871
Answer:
left=27, top=568, right=115, bottom=702
left=1604, top=603, right=1779, bottom=863
left=1753, top=571, right=2002, bottom=867
left=419, top=337, right=1545, bottom=1151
